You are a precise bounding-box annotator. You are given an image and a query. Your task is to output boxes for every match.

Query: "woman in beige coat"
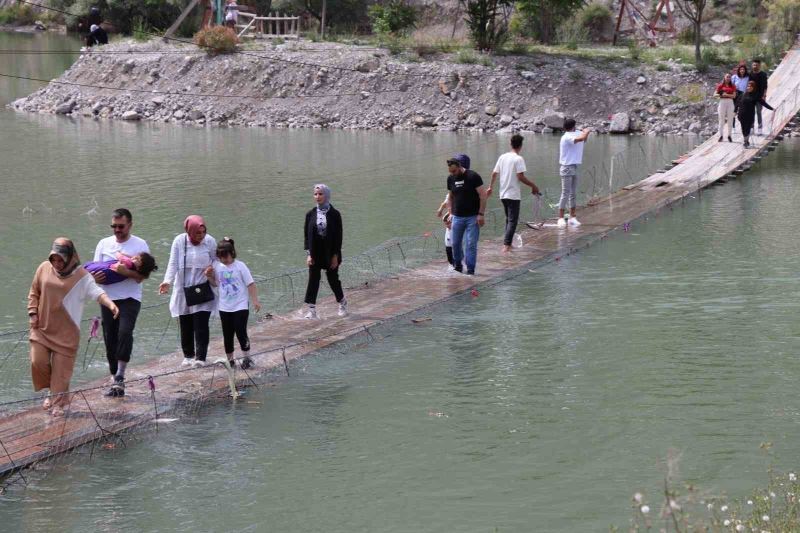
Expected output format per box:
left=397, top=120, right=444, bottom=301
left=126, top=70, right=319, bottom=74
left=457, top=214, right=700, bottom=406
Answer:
left=28, top=238, right=118, bottom=416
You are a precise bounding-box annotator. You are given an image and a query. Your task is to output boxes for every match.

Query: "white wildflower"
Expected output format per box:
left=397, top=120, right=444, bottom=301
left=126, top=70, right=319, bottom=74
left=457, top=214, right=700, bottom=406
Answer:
left=735, top=526, right=744, bottom=532
left=633, top=492, right=643, bottom=504
left=770, top=491, right=776, bottom=498
left=789, top=472, right=797, bottom=481
left=747, top=499, right=754, bottom=505
left=724, top=519, right=731, bottom=526
left=721, top=505, right=729, bottom=512
left=640, top=505, right=650, bottom=514
left=763, top=515, right=770, bottom=521
left=707, top=503, right=714, bottom=510
left=670, top=500, right=681, bottom=511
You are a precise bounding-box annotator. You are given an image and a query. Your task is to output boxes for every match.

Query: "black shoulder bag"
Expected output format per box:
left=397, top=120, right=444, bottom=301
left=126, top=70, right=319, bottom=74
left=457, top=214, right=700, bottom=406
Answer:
left=182, top=235, right=215, bottom=307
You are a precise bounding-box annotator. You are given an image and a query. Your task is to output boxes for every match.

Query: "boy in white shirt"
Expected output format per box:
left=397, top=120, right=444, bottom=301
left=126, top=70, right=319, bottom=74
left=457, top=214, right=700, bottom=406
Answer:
left=557, top=119, right=591, bottom=228
left=488, top=134, right=540, bottom=252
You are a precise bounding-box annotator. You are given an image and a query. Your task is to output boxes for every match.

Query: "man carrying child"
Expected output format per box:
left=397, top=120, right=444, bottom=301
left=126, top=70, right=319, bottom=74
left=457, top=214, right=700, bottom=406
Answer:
left=91, top=208, right=151, bottom=397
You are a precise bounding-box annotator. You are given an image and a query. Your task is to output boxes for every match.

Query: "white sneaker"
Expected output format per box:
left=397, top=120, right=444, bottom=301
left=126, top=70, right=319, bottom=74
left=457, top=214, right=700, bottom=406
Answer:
left=303, top=306, right=318, bottom=319
left=337, top=300, right=348, bottom=317
left=181, top=357, right=194, bottom=368
left=446, top=264, right=456, bottom=272
left=193, top=359, right=206, bottom=368
left=568, top=217, right=581, bottom=227
left=557, top=217, right=567, bottom=229
left=757, top=126, right=763, bottom=135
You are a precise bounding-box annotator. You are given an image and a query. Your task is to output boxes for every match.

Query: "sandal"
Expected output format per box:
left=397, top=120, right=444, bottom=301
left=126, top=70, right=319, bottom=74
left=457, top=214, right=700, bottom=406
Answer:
left=50, top=406, right=65, bottom=417
left=42, top=397, right=52, bottom=410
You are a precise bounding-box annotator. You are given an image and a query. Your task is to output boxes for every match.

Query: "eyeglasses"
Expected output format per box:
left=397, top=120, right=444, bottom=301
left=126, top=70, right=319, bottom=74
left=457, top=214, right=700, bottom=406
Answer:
left=110, top=224, right=128, bottom=229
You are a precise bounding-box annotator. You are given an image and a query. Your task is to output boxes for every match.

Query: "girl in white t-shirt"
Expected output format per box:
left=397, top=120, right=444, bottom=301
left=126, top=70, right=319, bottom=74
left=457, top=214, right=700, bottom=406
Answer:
left=436, top=195, right=454, bottom=270
left=207, top=238, right=261, bottom=369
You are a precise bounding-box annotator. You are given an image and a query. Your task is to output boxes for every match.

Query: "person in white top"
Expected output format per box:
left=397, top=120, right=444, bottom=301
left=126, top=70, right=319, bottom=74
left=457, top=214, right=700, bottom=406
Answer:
left=487, top=134, right=540, bottom=252
left=159, top=215, right=217, bottom=368
left=207, top=237, right=261, bottom=370
left=224, top=0, right=239, bottom=28
left=557, top=119, right=591, bottom=228
left=91, top=208, right=150, bottom=398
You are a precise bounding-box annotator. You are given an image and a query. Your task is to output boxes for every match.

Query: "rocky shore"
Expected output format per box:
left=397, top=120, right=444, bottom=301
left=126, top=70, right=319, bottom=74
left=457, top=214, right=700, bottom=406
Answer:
left=11, top=40, right=729, bottom=135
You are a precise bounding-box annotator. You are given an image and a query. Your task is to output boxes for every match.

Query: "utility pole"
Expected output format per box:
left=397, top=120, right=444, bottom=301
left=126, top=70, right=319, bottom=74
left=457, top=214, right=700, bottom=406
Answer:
left=320, top=0, right=327, bottom=38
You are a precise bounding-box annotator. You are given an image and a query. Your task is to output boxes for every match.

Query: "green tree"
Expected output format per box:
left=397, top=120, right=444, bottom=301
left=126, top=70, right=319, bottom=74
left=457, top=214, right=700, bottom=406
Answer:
left=368, top=0, right=416, bottom=35
left=51, top=0, right=194, bottom=34
left=461, top=0, right=513, bottom=51
left=516, top=0, right=584, bottom=44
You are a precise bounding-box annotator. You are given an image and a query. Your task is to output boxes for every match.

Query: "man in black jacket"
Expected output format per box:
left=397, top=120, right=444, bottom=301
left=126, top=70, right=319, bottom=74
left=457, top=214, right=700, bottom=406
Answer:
left=751, top=59, right=769, bottom=135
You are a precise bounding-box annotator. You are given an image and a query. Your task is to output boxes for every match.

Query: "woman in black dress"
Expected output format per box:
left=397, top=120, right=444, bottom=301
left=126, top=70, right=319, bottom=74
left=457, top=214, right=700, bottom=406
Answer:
left=303, top=184, right=347, bottom=319
left=738, top=80, right=774, bottom=148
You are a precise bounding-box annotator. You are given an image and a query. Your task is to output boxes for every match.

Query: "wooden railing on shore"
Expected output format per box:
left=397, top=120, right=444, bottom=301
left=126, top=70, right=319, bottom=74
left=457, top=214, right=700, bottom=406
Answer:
left=237, top=12, right=300, bottom=39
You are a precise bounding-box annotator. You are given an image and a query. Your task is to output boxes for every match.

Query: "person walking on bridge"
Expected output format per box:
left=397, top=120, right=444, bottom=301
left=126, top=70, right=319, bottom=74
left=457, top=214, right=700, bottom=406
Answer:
left=750, top=59, right=769, bottom=135
left=738, top=80, right=775, bottom=148
left=28, top=238, right=119, bottom=417
left=715, top=73, right=736, bottom=142
left=303, top=184, right=347, bottom=319
left=446, top=154, right=487, bottom=275
left=487, top=134, right=540, bottom=253
left=557, top=119, right=591, bottom=228
left=91, top=208, right=150, bottom=398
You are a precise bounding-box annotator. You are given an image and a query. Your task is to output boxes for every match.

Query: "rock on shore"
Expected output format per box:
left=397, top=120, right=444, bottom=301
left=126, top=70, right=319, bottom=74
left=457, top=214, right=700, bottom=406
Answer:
left=10, top=40, right=726, bottom=135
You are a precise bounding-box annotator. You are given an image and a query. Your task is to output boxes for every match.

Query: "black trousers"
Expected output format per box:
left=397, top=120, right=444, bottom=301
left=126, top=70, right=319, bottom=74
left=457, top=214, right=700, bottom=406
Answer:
left=101, top=298, right=141, bottom=375
left=178, top=311, right=211, bottom=361
left=445, top=246, right=454, bottom=265
left=219, top=309, right=250, bottom=355
left=740, top=115, right=754, bottom=138
left=304, top=265, right=344, bottom=305
left=501, top=198, right=521, bottom=246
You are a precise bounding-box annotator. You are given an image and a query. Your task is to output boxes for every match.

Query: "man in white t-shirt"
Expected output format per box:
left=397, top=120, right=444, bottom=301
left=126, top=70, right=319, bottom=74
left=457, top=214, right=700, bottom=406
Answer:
left=488, top=134, right=540, bottom=253
left=91, top=208, right=150, bottom=397
left=557, top=118, right=591, bottom=228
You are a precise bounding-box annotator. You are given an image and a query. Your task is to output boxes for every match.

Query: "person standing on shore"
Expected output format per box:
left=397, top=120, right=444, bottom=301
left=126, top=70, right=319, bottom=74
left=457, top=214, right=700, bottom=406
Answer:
left=715, top=73, right=736, bottom=142
left=446, top=154, right=487, bottom=274
left=487, top=134, right=540, bottom=253
left=303, top=184, right=347, bottom=319
left=557, top=119, right=591, bottom=228
left=750, top=59, right=769, bottom=135
left=29, top=238, right=119, bottom=417
left=159, top=216, right=217, bottom=368
left=91, top=208, right=150, bottom=398
left=86, top=24, right=108, bottom=47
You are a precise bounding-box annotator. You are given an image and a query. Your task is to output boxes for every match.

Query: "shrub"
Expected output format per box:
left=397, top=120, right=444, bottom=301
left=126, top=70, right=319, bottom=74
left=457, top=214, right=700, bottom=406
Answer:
left=676, top=83, right=705, bottom=103
left=556, top=14, right=588, bottom=49
left=368, top=1, right=416, bottom=35
left=765, top=0, right=800, bottom=49
left=628, top=40, right=642, bottom=61
left=194, top=27, right=239, bottom=54
left=455, top=49, right=493, bottom=66
left=579, top=3, right=613, bottom=42
left=0, top=5, right=37, bottom=26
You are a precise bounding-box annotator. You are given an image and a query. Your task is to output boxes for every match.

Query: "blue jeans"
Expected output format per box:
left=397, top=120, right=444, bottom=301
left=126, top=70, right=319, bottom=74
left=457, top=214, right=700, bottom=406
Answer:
left=450, top=215, right=480, bottom=273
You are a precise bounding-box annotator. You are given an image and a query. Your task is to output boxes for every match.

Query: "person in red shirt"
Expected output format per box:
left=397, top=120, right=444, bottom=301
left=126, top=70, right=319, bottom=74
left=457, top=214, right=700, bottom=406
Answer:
left=715, top=73, right=737, bottom=142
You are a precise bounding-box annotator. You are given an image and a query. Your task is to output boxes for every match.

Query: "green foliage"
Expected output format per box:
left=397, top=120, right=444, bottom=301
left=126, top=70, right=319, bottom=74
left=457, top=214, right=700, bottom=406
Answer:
left=627, top=39, right=641, bottom=60
left=556, top=13, right=588, bottom=48
left=578, top=3, right=612, bottom=41
left=194, top=26, right=239, bottom=54
left=273, top=0, right=369, bottom=32
left=462, top=0, right=512, bottom=51
left=765, top=0, right=800, bottom=46
left=517, top=0, right=585, bottom=43
left=368, top=1, right=416, bottom=36
left=455, top=49, right=493, bottom=66
left=132, top=16, right=155, bottom=42
left=51, top=0, right=193, bottom=34
left=0, top=4, right=37, bottom=26
left=676, top=24, right=697, bottom=44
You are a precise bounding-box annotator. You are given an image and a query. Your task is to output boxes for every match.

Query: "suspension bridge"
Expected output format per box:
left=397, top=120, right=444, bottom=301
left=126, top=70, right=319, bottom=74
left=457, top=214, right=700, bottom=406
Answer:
left=1, top=40, right=799, bottom=484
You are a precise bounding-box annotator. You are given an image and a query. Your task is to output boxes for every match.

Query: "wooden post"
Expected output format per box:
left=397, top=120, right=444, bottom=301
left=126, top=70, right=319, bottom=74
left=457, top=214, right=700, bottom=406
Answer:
left=163, top=0, right=200, bottom=42
left=321, top=0, right=327, bottom=39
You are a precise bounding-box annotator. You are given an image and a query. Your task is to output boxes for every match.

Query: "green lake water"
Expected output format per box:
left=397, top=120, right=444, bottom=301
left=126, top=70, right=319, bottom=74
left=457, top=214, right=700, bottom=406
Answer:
left=1, top=31, right=799, bottom=532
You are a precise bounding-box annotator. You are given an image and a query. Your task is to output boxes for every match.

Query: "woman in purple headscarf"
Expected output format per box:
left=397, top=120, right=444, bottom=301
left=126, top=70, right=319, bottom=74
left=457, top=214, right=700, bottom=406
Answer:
left=302, top=184, right=347, bottom=319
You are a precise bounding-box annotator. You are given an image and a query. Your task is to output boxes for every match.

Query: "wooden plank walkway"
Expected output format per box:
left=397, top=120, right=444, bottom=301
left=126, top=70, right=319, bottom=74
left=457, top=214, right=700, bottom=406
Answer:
left=2, top=46, right=799, bottom=480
